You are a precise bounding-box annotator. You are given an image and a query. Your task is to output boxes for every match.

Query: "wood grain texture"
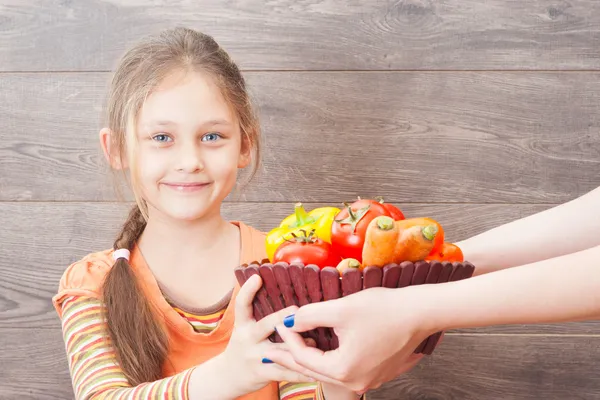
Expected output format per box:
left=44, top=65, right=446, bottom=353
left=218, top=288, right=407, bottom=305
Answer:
left=370, top=335, right=600, bottom=400
left=2, top=329, right=600, bottom=400
left=2, top=72, right=600, bottom=202
left=0, top=328, right=73, bottom=400
left=1, top=0, right=600, bottom=71
left=2, top=201, right=600, bottom=335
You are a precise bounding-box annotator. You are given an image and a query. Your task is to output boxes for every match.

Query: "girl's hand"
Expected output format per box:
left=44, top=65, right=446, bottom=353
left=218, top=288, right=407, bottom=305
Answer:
left=265, top=286, right=434, bottom=393
left=220, top=274, right=329, bottom=397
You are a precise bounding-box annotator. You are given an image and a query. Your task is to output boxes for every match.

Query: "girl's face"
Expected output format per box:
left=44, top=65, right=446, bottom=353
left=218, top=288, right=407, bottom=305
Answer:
left=132, top=70, right=249, bottom=222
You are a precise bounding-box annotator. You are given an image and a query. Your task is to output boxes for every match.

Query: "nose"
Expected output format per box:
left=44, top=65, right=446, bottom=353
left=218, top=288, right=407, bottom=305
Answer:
left=174, top=143, right=204, bottom=173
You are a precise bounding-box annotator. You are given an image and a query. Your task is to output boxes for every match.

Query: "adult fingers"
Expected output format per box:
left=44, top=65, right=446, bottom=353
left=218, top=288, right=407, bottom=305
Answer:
left=253, top=306, right=299, bottom=340
left=270, top=324, right=345, bottom=380
left=395, top=353, right=424, bottom=375
left=264, top=363, right=317, bottom=384
left=284, top=299, right=345, bottom=333
left=262, top=346, right=343, bottom=386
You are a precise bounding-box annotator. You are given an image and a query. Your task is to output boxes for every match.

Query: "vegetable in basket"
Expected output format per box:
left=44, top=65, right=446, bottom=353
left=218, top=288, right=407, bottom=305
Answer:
left=272, top=229, right=341, bottom=269
left=362, top=215, right=440, bottom=267
left=426, top=242, right=464, bottom=262
left=265, top=202, right=340, bottom=261
left=330, top=198, right=405, bottom=262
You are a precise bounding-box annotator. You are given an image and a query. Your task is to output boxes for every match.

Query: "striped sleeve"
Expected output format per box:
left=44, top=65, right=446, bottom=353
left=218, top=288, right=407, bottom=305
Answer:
left=314, top=383, right=367, bottom=400
left=60, top=295, right=194, bottom=399
left=279, top=381, right=318, bottom=399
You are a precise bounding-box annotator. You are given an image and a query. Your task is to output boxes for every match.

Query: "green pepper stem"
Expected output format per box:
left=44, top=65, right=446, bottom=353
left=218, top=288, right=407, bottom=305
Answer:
left=292, top=202, right=314, bottom=227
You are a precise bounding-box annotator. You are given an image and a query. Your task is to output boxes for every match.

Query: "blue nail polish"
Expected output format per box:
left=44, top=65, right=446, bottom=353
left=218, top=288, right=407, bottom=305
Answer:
left=283, top=314, right=295, bottom=328
left=262, top=358, right=273, bottom=364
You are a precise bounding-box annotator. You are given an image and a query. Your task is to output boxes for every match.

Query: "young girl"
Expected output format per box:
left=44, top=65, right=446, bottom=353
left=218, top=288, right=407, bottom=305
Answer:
left=52, top=27, right=359, bottom=400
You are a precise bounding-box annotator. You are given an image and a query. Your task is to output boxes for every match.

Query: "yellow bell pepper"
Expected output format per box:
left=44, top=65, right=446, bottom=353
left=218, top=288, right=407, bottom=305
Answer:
left=266, top=202, right=340, bottom=261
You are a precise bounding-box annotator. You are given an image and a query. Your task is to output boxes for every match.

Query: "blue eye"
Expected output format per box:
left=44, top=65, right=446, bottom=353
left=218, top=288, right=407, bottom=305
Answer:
left=202, top=132, right=222, bottom=142
left=152, top=134, right=172, bottom=143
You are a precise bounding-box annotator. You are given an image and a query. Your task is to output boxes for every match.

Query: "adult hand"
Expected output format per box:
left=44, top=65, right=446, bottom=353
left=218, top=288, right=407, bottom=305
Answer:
left=264, top=286, right=437, bottom=393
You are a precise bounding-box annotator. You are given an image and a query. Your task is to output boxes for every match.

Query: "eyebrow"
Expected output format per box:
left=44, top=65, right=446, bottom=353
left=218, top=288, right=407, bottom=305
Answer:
left=149, top=119, right=232, bottom=127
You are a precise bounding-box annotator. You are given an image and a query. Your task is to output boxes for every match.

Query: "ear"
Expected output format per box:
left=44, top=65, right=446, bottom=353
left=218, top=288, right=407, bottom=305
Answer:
left=237, top=136, right=252, bottom=169
left=99, top=127, right=127, bottom=170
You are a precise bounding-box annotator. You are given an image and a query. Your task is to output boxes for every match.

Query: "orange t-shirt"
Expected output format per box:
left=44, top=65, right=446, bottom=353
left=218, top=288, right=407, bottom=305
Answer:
left=52, top=221, right=279, bottom=400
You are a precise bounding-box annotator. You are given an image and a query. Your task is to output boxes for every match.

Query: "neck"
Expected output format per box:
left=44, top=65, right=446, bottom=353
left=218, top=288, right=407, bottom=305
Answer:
left=138, top=204, right=235, bottom=270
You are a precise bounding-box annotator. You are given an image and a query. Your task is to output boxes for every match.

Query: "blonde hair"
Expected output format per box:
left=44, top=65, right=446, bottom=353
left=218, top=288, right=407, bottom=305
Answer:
left=101, top=27, right=261, bottom=385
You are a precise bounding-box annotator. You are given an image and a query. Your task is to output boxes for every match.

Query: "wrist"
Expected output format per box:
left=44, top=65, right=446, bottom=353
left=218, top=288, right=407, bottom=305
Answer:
left=213, top=353, right=247, bottom=398
left=188, top=353, right=240, bottom=400
left=400, top=280, right=462, bottom=334
left=320, top=382, right=362, bottom=400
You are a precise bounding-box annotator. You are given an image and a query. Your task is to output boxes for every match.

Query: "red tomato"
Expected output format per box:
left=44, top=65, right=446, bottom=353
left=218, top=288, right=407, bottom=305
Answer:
left=330, top=199, right=392, bottom=262
left=380, top=202, right=405, bottom=220
left=426, top=243, right=464, bottom=262
left=369, top=197, right=405, bottom=220
left=273, top=231, right=341, bottom=269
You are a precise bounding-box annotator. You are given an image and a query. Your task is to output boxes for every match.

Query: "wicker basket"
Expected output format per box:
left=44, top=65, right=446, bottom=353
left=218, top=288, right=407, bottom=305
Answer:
left=234, top=259, right=475, bottom=355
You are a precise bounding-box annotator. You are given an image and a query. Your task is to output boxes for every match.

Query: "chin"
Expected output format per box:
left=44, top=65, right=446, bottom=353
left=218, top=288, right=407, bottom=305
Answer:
left=162, top=205, right=213, bottom=222
left=145, top=188, right=227, bottom=222
left=159, top=200, right=221, bottom=223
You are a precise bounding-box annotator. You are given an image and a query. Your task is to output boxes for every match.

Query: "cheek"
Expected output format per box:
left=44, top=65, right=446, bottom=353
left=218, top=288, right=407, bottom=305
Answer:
left=136, top=150, right=166, bottom=184
left=210, top=144, right=241, bottom=172
left=205, top=151, right=240, bottom=187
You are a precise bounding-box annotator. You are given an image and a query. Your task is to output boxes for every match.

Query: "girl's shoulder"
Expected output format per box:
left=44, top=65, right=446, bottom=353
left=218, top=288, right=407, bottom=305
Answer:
left=241, top=221, right=267, bottom=239
left=52, top=249, right=115, bottom=318
left=237, top=221, right=268, bottom=262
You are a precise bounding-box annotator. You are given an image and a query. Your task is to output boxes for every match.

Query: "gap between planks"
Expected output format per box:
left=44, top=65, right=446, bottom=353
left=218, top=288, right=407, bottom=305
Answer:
left=2, top=69, right=600, bottom=74
left=0, top=328, right=597, bottom=337
left=0, top=201, right=562, bottom=206
left=447, top=333, right=600, bottom=338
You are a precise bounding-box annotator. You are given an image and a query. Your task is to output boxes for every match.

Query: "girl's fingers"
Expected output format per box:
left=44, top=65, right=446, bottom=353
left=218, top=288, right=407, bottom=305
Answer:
left=234, top=275, right=262, bottom=324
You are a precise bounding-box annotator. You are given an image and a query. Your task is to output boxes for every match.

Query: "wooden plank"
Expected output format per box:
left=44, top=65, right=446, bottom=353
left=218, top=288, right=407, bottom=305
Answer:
left=2, top=201, right=600, bottom=335
left=2, top=72, right=600, bottom=203
left=0, top=328, right=73, bottom=400
left=2, top=1, right=600, bottom=71
left=370, top=335, right=600, bottom=400
left=2, top=329, right=600, bottom=400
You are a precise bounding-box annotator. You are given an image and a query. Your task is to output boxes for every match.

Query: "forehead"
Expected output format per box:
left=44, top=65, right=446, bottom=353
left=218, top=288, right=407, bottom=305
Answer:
left=137, top=69, right=235, bottom=127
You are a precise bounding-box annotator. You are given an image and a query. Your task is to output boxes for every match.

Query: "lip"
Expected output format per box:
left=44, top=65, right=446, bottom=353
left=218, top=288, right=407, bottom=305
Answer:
left=161, top=182, right=211, bottom=192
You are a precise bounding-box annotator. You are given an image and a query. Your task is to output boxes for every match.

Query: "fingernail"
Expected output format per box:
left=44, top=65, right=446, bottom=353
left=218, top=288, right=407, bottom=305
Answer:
left=283, top=314, right=295, bottom=328
left=262, top=358, right=273, bottom=364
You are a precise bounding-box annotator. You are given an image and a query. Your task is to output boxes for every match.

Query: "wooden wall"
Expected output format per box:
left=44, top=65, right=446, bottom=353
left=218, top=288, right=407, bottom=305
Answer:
left=2, top=1, right=600, bottom=399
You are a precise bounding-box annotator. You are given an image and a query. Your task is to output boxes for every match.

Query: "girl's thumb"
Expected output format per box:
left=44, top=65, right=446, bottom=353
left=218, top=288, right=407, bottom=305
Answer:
left=235, top=274, right=261, bottom=321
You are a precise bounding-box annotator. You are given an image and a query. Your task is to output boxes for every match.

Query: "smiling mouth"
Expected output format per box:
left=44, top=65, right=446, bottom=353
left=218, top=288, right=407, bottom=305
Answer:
left=161, top=182, right=211, bottom=192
